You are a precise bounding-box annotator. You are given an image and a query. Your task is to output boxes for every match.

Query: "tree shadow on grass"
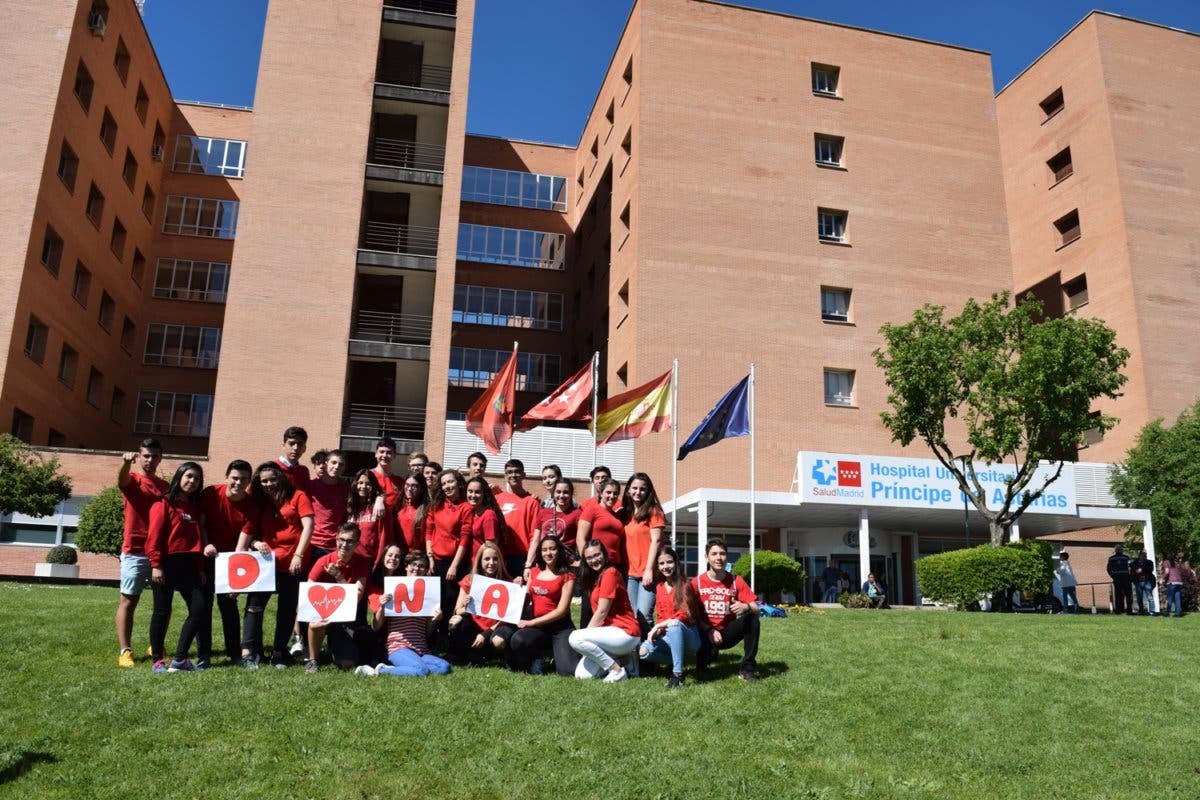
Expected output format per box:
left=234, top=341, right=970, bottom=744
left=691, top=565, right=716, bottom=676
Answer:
left=699, top=659, right=790, bottom=682
left=0, top=749, right=56, bottom=785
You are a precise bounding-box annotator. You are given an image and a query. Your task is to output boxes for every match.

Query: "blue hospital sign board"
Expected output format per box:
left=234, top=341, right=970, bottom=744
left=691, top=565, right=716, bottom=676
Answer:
left=799, top=451, right=1076, bottom=515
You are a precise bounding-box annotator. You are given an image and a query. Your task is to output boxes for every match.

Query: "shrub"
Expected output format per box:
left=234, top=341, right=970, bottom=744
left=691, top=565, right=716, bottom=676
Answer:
left=731, top=550, right=806, bottom=599
left=838, top=591, right=872, bottom=609
left=916, top=543, right=1052, bottom=610
left=46, top=544, right=77, bottom=565
left=75, top=487, right=125, bottom=557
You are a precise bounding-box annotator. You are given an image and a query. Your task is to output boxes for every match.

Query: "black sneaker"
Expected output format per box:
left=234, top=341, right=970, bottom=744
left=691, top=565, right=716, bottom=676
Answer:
left=303, top=659, right=319, bottom=675
left=666, top=673, right=685, bottom=689
left=270, top=653, right=293, bottom=670
left=738, top=668, right=759, bottom=683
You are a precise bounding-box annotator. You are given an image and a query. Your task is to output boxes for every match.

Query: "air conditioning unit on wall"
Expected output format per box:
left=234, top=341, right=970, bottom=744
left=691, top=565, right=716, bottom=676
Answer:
left=87, top=12, right=106, bottom=37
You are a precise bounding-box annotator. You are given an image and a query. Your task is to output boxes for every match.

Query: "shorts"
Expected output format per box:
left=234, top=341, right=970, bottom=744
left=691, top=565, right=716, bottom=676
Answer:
left=120, top=552, right=151, bottom=596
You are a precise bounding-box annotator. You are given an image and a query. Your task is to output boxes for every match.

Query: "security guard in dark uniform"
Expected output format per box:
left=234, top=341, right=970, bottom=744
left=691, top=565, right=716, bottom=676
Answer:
left=1107, top=545, right=1134, bottom=615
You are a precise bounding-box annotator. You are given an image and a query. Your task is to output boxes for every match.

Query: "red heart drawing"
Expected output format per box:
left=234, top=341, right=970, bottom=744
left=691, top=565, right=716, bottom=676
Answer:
left=308, top=585, right=346, bottom=620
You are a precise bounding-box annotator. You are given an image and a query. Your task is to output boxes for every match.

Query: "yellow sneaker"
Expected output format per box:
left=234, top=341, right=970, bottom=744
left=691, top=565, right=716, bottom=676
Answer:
left=118, top=649, right=135, bottom=668
left=146, top=646, right=153, bottom=657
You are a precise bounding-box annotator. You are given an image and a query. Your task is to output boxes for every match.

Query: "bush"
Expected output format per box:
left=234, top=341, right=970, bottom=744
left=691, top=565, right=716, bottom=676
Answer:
left=75, top=487, right=125, bottom=557
left=838, top=591, right=872, bottom=609
left=731, top=550, right=806, bottom=599
left=46, top=544, right=77, bottom=565
left=916, top=543, right=1052, bottom=610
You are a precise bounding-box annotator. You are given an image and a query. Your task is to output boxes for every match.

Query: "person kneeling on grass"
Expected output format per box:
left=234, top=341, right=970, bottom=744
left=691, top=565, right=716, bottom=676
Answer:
left=506, top=535, right=578, bottom=675
left=693, top=537, right=760, bottom=682
left=568, top=540, right=641, bottom=682
left=305, top=522, right=372, bottom=674
left=367, top=547, right=451, bottom=677
left=638, top=547, right=701, bottom=689
left=447, top=542, right=518, bottom=665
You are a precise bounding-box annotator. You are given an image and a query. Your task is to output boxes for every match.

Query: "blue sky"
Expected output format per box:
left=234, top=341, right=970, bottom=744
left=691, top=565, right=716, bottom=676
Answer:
left=144, top=0, right=1200, bottom=144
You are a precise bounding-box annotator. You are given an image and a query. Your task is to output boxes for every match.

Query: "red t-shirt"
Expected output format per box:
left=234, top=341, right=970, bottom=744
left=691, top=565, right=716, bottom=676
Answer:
left=120, top=472, right=168, bottom=554
left=470, top=507, right=503, bottom=560
left=624, top=509, right=666, bottom=577
left=495, top=491, right=540, bottom=557
left=589, top=567, right=640, bottom=637
left=352, top=508, right=391, bottom=567
left=372, top=468, right=402, bottom=512
left=308, top=550, right=372, bottom=586
left=146, top=498, right=203, bottom=568
left=692, top=571, right=756, bottom=631
left=306, top=478, right=350, bottom=551
left=199, top=484, right=255, bottom=552
left=252, top=489, right=314, bottom=568
left=274, top=457, right=310, bottom=491
left=536, top=505, right=582, bottom=548
left=395, top=502, right=425, bottom=553
left=528, top=566, right=572, bottom=618
left=580, top=503, right=627, bottom=571
left=459, top=573, right=500, bottom=632
left=427, top=501, right=471, bottom=560
left=655, top=581, right=694, bottom=625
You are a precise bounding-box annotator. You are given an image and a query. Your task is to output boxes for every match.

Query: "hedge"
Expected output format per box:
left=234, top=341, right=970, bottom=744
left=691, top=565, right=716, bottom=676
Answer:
left=916, top=541, right=1053, bottom=610
left=731, top=550, right=806, bottom=598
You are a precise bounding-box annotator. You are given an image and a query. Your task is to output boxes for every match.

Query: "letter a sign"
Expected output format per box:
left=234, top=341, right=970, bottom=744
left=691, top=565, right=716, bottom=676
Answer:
left=466, top=575, right=526, bottom=624
left=214, top=551, right=275, bottom=594
left=383, top=577, right=441, bottom=617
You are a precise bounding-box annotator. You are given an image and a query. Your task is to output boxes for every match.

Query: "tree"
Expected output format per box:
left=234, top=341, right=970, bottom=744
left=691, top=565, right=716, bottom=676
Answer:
left=873, top=292, right=1129, bottom=546
left=731, top=550, right=806, bottom=600
left=75, top=486, right=125, bottom=557
left=1110, top=399, right=1200, bottom=561
left=0, top=434, right=72, bottom=518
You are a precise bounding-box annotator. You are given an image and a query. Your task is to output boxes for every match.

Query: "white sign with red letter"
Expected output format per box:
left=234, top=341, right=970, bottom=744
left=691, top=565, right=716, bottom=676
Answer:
left=214, top=551, right=275, bottom=594
left=466, top=575, right=526, bottom=624
left=383, top=576, right=441, bottom=617
left=297, top=582, right=359, bottom=624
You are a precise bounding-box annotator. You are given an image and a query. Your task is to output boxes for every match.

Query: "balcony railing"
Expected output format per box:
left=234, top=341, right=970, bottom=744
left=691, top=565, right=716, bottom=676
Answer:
left=344, top=404, right=427, bottom=439
left=368, top=138, right=445, bottom=171
left=352, top=310, right=432, bottom=345
left=376, top=63, right=451, bottom=92
left=385, top=0, right=456, bottom=14
left=360, top=221, right=439, bottom=257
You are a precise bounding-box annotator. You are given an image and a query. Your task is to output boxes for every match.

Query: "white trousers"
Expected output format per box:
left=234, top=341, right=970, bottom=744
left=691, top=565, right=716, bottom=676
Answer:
left=568, top=626, right=639, bottom=678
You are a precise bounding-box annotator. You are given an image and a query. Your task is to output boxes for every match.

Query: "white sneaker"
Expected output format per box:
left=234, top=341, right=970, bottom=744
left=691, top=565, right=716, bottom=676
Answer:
left=288, top=636, right=304, bottom=657
left=603, top=665, right=628, bottom=683
left=354, top=665, right=377, bottom=677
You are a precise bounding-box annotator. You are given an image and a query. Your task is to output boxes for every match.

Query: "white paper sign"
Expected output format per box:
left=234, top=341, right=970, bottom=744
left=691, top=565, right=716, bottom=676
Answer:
left=296, top=582, right=359, bottom=624
left=383, top=576, right=441, bottom=617
left=214, top=551, right=275, bottom=594
left=466, top=575, right=526, bottom=624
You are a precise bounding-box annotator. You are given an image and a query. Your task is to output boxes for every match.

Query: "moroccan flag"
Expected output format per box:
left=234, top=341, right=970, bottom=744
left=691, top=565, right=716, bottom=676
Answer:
left=519, top=359, right=593, bottom=429
left=593, top=369, right=672, bottom=445
left=677, top=375, right=750, bottom=460
left=465, top=350, right=518, bottom=454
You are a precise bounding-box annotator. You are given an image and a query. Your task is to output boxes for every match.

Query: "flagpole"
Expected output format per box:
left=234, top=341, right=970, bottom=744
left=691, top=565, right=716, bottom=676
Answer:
left=671, top=357, right=678, bottom=549
left=591, top=351, right=599, bottom=473
left=749, top=362, right=756, bottom=595
left=507, top=341, right=518, bottom=459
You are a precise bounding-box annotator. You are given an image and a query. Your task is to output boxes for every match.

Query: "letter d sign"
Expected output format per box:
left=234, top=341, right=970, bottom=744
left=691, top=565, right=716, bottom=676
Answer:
left=228, top=552, right=260, bottom=590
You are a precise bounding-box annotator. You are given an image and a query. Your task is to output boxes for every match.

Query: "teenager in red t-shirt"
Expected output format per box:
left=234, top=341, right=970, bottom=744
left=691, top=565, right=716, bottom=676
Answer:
left=466, top=476, right=506, bottom=561
left=370, top=437, right=402, bottom=512
left=534, top=478, right=581, bottom=566
left=426, top=469, right=470, bottom=643
left=621, top=472, right=666, bottom=630
left=638, top=547, right=701, bottom=688
left=306, top=449, right=350, bottom=558
left=568, top=541, right=640, bottom=681
left=146, top=461, right=206, bottom=672
left=273, top=425, right=311, bottom=491
left=395, top=475, right=430, bottom=561
left=115, top=439, right=168, bottom=667
left=494, top=459, right=540, bottom=580
left=577, top=465, right=611, bottom=517
left=692, top=537, right=760, bottom=682
left=237, top=462, right=314, bottom=669
left=347, top=469, right=392, bottom=568
left=304, top=522, right=372, bottom=672
left=577, top=478, right=626, bottom=574
left=508, top=535, right=578, bottom=675
left=370, top=547, right=450, bottom=677
left=447, top=542, right=518, bottom=665
left=198, top=459, right=254, bottom=666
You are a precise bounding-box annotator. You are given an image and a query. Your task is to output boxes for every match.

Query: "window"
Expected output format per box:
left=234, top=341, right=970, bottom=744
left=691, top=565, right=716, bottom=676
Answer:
left=24, top=316, right=48, bottom=363
left=619, top=202, right=631, bottom=239
left=812, top=63, right=840, bottom=96
left=122, top=149, right=138, bottom=189
left=622, top=57, right=633, bottom=94
left=449, top=348, right=561, bottom=393
left=141, top=185, right=155, bottom=220
left=620, top=128, right=632, bottom=162
left=85, top=183, right=105, bottom=227
left=57, top=141, right=79, bottom=192
left=11, top=408, right=34, bottom=443
left=73, top=61, right=94, bottom=111
left=131, top=248, right=146, bottom=285
left=98, top=291, right=115, bottom=330
left=818, top=208, right=848, bottom=243
left=99, top=108, right=117, bottom=154
left=1040, top=87, right=1064, bottom=121
left=605, top=100, right=615, bottom=138
left=57, top=344, right=78, bottom=387
left=815, top=134, right=844, bottom=167
left=162, top=196, right=239, bottom=238
left=110, top=386, right=126, bottom=422
left=1054, top=209, right=1081, bottom=248
left=1080, top=410, right=1103, bottom=448
left=110, top=218, right=126, bottom=260
left=47, top=429, right=68, bottom=448
left=461, top=166, right=567, bottom=211
left=41, top=226, right=64, bottom=276
left=1064, top=274, right=1089, bottom=309
left=113, top=36, right=130, bottom=84
left=452, top=285, right=564, bottom=331
left=1047, top=147, right=1073, bottom=185
left=823, top=369, right=855, bottom=406
left=457, top=223, right=565, bottom=270
left=172, top=136, right=247, bottom=178
left=152, top=122, right=165, bottom=158
left=134, top=390, right=214, bottom=437
left=152, top=259, right=230, bottom=302
left=86, top=368, right=103, bottom=407
left=121, top=317, right=135, bottom=352
left=821, top=287, right=851, bottom=322
left=143, top=324, right=222, bottom=368
left=71, top=262, right=92, bottom=307
left=134, top=83, right=149, bottom=123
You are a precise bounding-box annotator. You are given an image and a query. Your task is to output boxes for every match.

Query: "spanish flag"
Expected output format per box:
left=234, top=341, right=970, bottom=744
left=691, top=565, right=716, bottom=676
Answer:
left=593, top=369, right=673, bottom=445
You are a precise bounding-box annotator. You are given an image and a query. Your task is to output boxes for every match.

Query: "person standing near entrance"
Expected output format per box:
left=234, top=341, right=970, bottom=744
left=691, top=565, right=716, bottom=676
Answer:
left=1055, top=551, right=1079, bottom=614
left=821, top=560, right=841, bottom=603
left=1107, top=545, right=1134, bottom=615
left=1131, top=549, right=1156, bottom=615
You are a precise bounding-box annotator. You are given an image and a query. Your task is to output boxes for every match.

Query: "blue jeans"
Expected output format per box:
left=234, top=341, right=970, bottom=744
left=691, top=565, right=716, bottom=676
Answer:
left=1135, top=581, right=1155, bottom=614
left=822, top=585, right=840, bottom=603
left=1061, top=586, right=1078, bottom=613
left=378, top=648, right=451, bottom=677
left=1166, top=583, right=1183, bottom=617
left=627, top=576, right=656, bottom=627
left=639, top=622, right=700, bottom=674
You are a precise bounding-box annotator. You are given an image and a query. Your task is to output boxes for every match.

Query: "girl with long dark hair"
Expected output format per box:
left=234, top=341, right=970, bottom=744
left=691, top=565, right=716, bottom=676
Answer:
left=621, top=472, right=666, bottom=628
left=347, top=468, right=390, bottom=567
left=147, top=461, right=206, bottom=672
left=567, top=540, right=640, bottom=681
left=466, top=476, right=506, bottom=561
left=638, top=547, right=700, bottom=688
left=507, top=535, right=578, bottom=674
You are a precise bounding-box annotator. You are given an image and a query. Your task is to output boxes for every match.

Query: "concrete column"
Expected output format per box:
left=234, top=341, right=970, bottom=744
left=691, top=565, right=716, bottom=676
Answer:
left=858, top=509, right=870, bottom=589
left=697, top=494, right=708, bottom=577
left=1143, top=512, right=1159, bottom=613
left=1009, top=520, right=1021, bottom=543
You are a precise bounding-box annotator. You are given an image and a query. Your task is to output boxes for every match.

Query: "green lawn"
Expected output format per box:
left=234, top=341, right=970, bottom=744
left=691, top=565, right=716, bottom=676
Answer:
left=1, top=583, right=1197, bottom=800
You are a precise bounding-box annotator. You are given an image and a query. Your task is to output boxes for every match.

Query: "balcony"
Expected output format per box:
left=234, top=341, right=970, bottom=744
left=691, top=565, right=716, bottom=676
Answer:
left=366, top=138, right=445, bottom=186
left=342, top=403, right=426, bottom=453
left=358, top=220, right=439, bottom=271
left=383, top=0, right=456, bottom=30
left=348, top=310, right=432, bottom=361
left=374, top=64, right=451, bottom=106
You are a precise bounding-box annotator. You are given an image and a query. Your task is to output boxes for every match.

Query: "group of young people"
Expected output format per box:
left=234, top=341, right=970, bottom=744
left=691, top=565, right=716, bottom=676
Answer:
left=115, top=427, right=763, bottom=687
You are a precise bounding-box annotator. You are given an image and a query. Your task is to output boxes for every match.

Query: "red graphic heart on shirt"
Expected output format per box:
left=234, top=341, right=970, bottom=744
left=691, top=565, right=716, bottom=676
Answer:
left=308, top=585, right=346, bottom=620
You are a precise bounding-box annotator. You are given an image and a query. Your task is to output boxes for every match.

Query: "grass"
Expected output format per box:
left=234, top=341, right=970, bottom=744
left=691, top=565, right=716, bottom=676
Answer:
left=1, top=583, right=1198, bottom=799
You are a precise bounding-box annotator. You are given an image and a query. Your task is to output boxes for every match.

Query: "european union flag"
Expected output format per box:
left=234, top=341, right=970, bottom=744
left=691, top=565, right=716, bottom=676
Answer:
left=677, top=375, right=750, bottom=460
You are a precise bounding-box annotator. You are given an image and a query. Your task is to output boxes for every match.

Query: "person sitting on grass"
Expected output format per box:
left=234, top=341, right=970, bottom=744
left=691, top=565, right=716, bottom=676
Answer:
left=638, top=547, right=701, bottom=689
left=862, top=573, right=889, bottom=609
left=369, top=547, right=451, bottom=678
left=693, top=537, right=760, bottom=682
left=447, top=541, right=518, bottom=665
left=507, top=535, right=577, bottom=675
left=146, top=461, right=206, bottom=673
left=568, top=540, right=641, bottom=682
left=305, top=522, right=372, bottom=674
